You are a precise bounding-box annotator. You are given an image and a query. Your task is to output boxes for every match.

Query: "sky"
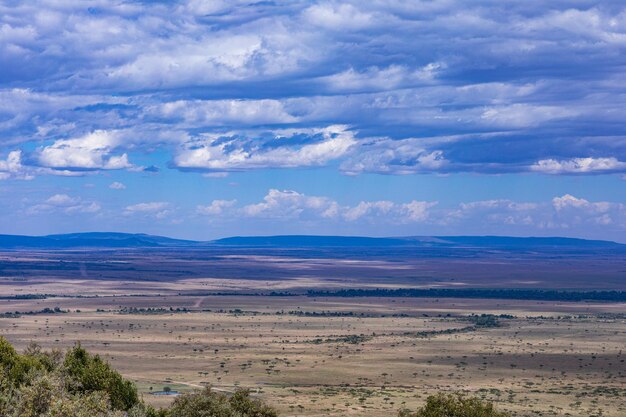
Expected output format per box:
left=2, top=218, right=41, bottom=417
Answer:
left=1, top=0, right=626, bottom=241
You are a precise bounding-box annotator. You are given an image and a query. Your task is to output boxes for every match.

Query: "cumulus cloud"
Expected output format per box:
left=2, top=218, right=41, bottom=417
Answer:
left=448, top=195, right=625, bottom=231
left=124, top=202, right=171, bottom=219
left=0, top=149, right=84, bottom=179
left=197, top=199, right=237, bottom=216
left=217, top=189, right=437, bottom=224
left=0, top=1, right=625, bottom=179
left=341, top=200, right=437, bottom=222
left=241, top=189, right=339, bottom=219
left=320, top=63, right=444, bottom=93
left=36, top=130, right=133, bottom=171
left=28, top=194, right=101, bottom=215
left=109, top=181, right=126, bottom=190
left=547, top=194, right=623, bottom=228
left=552, top=194, right=612, bottom=213
left=189, top=190, right=625, bottom=234
left=149, top=99, right=298, bottom=126
left=341, top=137, right=447, bottom=175
left=0, top=150, right=31, bottom=180
left=531, top=157, right=626, bottom=174
left=302, top=3, right=379, bottom=30
left=173, top=125, right=356, bottom=172
left=480, top=104, right=577, bottom=128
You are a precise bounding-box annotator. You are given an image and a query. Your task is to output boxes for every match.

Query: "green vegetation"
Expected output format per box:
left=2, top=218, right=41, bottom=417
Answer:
left=169, top=388, right=277, bottom=417
left=398, top=393, right=511, bottom=417
left=0, top=294, right=51, bottom=300
left=0, top=338, right=277, bottom=416
left=0, top=337, right=147, bottom=416
left=63, top=343, right=139, bottom=410
left=307, top=288, right=626, bottom=302
left=0, top=307, right=68, bottom=318
left=308, top=334, right=372, bottom=344
left=466, top=314, right=501, bottom=328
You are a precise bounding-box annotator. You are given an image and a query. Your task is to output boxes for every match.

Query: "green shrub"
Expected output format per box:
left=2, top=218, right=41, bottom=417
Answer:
left=168, top=387, right=277, bottom=417
left=0, top=338, right=48, bottom=387
left=63, top=342, right=139, bottom=411
left=398, top=393, right=511, bottom=417
left=1, top=338, right=276, bottom=417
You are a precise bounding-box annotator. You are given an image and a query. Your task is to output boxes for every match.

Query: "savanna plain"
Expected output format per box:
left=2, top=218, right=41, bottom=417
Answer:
left=1, top=245, right=625, bottom=416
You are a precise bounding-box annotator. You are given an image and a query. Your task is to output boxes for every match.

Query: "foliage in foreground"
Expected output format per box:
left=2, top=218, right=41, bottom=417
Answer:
left=0, top=337, right=276, bottom=417
left=0, top=336, right=145, bottom=416
left=169, top=387, right=277, bottom=417
left=399, top=393, right=511, bottom=417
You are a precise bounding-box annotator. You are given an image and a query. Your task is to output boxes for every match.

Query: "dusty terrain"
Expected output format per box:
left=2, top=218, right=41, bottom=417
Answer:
left=1, top=295, right=624, bottom=417
left=1, top=246, right=626, bottom=294
left=0, top=247, right=624, bottom=416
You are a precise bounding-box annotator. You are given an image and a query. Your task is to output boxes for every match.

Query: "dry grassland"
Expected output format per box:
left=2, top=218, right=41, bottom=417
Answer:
left=1, top=295, right=624, bottom=417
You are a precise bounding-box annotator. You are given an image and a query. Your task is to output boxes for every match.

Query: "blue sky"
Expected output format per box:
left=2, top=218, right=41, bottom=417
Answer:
left=1, top=0, right=625, bottom=241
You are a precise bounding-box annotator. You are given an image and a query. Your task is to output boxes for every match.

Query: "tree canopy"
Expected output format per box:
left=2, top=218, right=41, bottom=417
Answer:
left=399, top=393, right=511, bottom=417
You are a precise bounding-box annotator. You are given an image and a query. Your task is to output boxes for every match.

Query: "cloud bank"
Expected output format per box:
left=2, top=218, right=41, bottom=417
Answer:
left=0, top=1, right=625, bottom=179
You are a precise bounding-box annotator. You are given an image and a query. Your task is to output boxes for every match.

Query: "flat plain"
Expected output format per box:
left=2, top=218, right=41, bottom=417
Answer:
left=0, top=246, right=625, bottom=416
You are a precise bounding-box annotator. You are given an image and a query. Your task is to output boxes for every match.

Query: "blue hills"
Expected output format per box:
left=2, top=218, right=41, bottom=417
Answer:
left=0, top=232, right=623, bottom=249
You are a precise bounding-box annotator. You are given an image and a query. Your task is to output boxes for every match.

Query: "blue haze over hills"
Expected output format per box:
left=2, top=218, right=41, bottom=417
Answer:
left=0, top=233, right=623, bottom=250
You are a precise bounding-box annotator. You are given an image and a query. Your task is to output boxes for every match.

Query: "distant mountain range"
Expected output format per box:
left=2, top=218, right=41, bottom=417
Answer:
left=0, top=232, right=624, bottom=250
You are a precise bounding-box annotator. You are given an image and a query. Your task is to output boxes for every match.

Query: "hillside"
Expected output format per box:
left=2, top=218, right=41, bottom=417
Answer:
left=0, top=232, right=623, bottom=249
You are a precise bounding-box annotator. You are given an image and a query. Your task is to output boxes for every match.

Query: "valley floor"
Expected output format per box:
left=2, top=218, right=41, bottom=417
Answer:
left=1, top=295, right=624, bottom=417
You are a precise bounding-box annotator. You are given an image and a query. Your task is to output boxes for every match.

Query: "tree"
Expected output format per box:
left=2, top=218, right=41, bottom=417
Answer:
left=63, top=342, right=139, bottom=411
left=0, top=337, right=48, bottom=387
left=168, top=387, right=277, bottom=417
left=398, top=393, right=511, bottom=417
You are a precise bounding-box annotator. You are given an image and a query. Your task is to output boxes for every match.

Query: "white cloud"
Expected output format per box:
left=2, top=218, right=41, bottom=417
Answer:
left=174, top=125, right=356, bottom=171
left=0, top=0, right=625, bottom=183
left=402, top=200, right=438, bottom=222
left=197, top=200, right=237, bottom=216
left=46, top=194, right=80, bottom=206
left=28, top=194, right=101, bottom=215
left=236, top=189, right=436, bottom=224
left=445, top=195, right=625, bottom=231
left=109, top=181, right=126, bottom=190
left=302, top=3, right=380, bottom=30
left=152, top=99, right=298, bottom=126
left=552, top=194, right=611, bottom=213
left=241, top=189, right=339, bottom=219
left=460, top=200, right=539, bottom=212
left=520, top=8, right=626, bottom=45
left=100, top=25, right=319, bottom=90
left=544, top=194, right=624, bottom=229
left=480, top=104, right=576, bottom=128
left=36, top=130, right=133, bottom=171
left=344, top=201, right=395, bottom=221
left=531, top=157, right=626, bottom=174
left=321, top=63, right=444, bottom=93
left=0, top=150, right=32, bottom=180
left=124, top=201, right=172, bottom=219
left=341, top=137, right=447, bottom=175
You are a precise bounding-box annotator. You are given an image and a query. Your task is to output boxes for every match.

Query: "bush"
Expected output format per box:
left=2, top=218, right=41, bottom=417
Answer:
left=0, top=337, right=140, bottom=416
left=0, top=338, right=48, bottom=387
left=0, top=338, right=276, bottom=417
left=398, top=393, right=511, bottom=417
left=168, top=387, right=277, bottom=417
left=63, top=343, right=139, bottom=411
left=14, top=372, right=123, bottom=417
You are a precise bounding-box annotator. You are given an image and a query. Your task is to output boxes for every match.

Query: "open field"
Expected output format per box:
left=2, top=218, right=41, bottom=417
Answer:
left=1, top=295, right=625, bottom=417
left=1, top=246, right=626, bottom=297
left=1, top=247, right=625, bottom=416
